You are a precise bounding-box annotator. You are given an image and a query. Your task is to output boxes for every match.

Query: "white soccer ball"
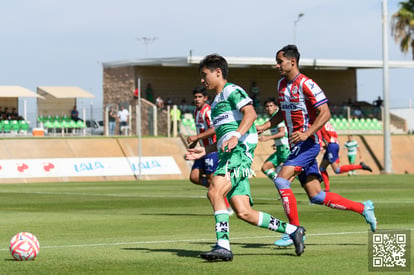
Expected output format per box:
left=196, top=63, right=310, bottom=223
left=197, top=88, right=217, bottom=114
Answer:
left=9, top=232, right=40, bottom=261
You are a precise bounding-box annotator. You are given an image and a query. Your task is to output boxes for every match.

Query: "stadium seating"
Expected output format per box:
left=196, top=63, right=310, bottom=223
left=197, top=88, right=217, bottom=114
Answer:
left=329, top=117, right=382, bottom=132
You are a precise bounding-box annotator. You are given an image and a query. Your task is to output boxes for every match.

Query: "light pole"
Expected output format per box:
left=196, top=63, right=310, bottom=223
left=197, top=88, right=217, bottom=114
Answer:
left=137, top=36, right=157, bottom=57
left=382, top=0, right=392, bottom=173
left=293, top=13, right=304, bottom=44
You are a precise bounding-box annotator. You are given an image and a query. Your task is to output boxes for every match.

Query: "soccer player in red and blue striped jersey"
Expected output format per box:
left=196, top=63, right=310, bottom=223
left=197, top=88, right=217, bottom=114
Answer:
left=257, top=45, right=377, bottom=247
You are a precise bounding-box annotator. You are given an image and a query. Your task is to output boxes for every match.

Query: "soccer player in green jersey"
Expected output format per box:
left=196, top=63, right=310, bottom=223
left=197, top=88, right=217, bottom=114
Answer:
left=259, top=98, right=290, bottom=181
left=344, top=135, right=361, bottom=176
left=185, top=54, right=305, bottom=261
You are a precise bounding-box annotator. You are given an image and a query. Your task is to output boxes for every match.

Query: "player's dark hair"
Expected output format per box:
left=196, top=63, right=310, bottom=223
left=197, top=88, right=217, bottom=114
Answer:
left=192, top=86, right=207, bottom=96
left=199, top=54, right=229, bottom=79
left=276, top=45, right=300, bottom=64
left=264, top=97, right=277, bottom=106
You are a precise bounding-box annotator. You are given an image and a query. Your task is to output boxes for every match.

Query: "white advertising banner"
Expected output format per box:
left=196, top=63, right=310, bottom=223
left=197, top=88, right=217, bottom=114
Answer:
left=0, top=156, right=181, bottom=179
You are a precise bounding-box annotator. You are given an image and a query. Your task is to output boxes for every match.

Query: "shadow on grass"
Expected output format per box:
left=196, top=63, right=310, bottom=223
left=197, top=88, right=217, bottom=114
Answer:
left=122, top=247, right=200, bottom=258
left=122, top=241, right=302, bottom=258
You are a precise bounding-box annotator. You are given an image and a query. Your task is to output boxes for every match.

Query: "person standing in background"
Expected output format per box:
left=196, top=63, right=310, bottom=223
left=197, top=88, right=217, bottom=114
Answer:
left=117, top=105, right=129, bottom=135
left=108, top=106, right=117, bottom=135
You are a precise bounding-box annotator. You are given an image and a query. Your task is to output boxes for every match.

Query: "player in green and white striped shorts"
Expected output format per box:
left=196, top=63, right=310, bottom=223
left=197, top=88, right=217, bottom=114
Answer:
left=344, top=135, right=361, bottom=176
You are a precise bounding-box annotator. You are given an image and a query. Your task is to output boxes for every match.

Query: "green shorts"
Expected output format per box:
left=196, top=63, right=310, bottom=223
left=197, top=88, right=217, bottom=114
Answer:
left=214, top=143, right=256, bottom=206
left=348, top=155, right=356, bottom=164
left=265, top=145, right=290, bottom=166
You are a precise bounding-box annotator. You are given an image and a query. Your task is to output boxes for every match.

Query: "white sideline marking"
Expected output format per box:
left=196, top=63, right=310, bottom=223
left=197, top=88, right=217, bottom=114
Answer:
left=0, top=191, right=413, bottom=204
left=0, top=230, right=379, bottom=251
left=0, top=191, right=207, bottom=199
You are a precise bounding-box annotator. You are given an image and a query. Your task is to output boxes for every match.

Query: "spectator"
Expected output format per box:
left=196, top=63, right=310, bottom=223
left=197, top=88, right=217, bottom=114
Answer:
left=373, top=96, right=383, bottom=117
left=373, top=96, right=383, bottom=108
left=3, top=107, right=10, bottom=120
left=250, top=81, right=260, bottom=108
left=170, top=105, right=181, bottom=136
left=108, top=106, right=117, bottom=135
left=166, top=97, right=173, bottom=107
left=10, top=107, right=19, bottom=120
left=146, top=83, right=154, bottom=103
left=155, top=96, right=164, bottom=110
left=118, top=105, right=129, bottom=135
left=70, top=105, right=80, bottom=121
left=353, top=108, right=362, bottom=119
left=179, top=97, right=189, bottom=113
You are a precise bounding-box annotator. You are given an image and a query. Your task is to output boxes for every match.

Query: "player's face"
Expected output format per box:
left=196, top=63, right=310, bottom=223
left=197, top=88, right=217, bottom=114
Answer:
left=200, top=66, right=220, bottom=91
left=264, top=102, right=278, bottom=116
left=194, top=93, right=207, bottom=109
left=275, top=52, right=294, bottom=76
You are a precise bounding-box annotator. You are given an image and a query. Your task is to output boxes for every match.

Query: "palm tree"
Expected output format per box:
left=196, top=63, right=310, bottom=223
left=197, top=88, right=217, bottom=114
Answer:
left=391, top=0, right=414, bottom=59
left=391, top=0, right=414, bottom=60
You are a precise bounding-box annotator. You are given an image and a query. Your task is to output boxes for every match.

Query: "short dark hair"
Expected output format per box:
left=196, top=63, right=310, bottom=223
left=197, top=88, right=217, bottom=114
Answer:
left=276, top=45, right=300, bottom=64
left=192, top=86, right=207, bottom=96
left=199, top=54, right=229, bottom=79
left=264, top=97, right=277, bottom=106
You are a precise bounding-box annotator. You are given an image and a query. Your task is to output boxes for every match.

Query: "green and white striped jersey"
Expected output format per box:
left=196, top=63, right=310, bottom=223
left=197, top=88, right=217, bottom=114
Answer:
left=269, top=116, right=289, bottom=147
left=344, top=140, right=359, bottom=156
left=211, top=83, right=258, bottom=149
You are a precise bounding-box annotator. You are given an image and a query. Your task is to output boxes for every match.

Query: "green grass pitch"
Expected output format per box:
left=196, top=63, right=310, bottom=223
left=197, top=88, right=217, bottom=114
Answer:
left=0, top=174, right=413, bottom=274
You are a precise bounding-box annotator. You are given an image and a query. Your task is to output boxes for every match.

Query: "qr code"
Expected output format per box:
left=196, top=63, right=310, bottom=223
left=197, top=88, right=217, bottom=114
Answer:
left=369, top=230, right=411, bottom=272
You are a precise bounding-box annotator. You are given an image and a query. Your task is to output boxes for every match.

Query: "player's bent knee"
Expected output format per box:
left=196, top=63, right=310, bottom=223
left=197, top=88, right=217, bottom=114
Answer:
left=234, top=208, right=252, bottom=222
left=275, top=177, right=291, bottom=190
left=334, top=167, right=341, bottom=174
left=310, top=191, right=326, bottom=204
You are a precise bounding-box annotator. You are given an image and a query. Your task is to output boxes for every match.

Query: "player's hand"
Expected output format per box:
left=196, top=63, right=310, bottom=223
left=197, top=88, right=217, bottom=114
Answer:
left=187, top=135, right=198, bottom=144
left=258, top=135, right=268, bottom=142
left=221, top=136, right=238, bottom=152
left=290, top=131, right=309, bottom=144
left=256, top=124, right=266, bottom=134
left=185, top=147, right=206, bottom=160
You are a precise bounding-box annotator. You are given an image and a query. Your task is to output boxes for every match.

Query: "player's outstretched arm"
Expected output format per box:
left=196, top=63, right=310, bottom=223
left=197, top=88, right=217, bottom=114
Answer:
left=185, top=147, right=206, bottom=160
left=256, top=111, right=283, bottom=134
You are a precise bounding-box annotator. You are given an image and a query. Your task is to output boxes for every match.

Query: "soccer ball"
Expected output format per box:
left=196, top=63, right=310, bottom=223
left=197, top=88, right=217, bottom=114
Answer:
left=9, top=232, right=40, bottom=261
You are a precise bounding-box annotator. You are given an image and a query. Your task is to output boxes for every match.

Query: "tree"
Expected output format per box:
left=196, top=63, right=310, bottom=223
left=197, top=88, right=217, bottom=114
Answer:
left=391, top=0, right=414, bottom=59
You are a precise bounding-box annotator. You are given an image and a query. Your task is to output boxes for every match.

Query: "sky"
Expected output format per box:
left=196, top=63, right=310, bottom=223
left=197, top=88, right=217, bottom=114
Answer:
left=1, top=0, right=413, bottom=121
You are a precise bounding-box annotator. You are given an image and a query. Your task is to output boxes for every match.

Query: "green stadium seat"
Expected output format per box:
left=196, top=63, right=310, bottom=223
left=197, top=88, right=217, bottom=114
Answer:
left=10, top=120, right=20, bottom=133
left=69, top=120, right=77, bottom=128
left=44, top=120, right=53, bottom=130
left=19, top=120, right=30, bottom=134
left=76, top=120, right=86, bottom=135
left=2, top=120, right=11, bottom=133
left=38, top=115, right=46, bottom=123
left=374, top=121, right=383, bottom=130
left=61, top=120, right=70, bottom=135
left=53, top=120, right=62, bottom=128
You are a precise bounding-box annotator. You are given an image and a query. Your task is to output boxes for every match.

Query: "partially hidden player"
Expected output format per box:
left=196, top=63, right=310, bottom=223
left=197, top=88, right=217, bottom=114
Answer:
left=319, top=121, right=373, bottom=192
left=258, top=98, right=290, bottom=183
left=186, top=86, right=233, bottom=214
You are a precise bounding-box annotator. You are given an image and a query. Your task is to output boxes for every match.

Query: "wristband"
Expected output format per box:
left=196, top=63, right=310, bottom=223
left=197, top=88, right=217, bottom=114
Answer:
left=232, top=131, right=242, bottom=139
